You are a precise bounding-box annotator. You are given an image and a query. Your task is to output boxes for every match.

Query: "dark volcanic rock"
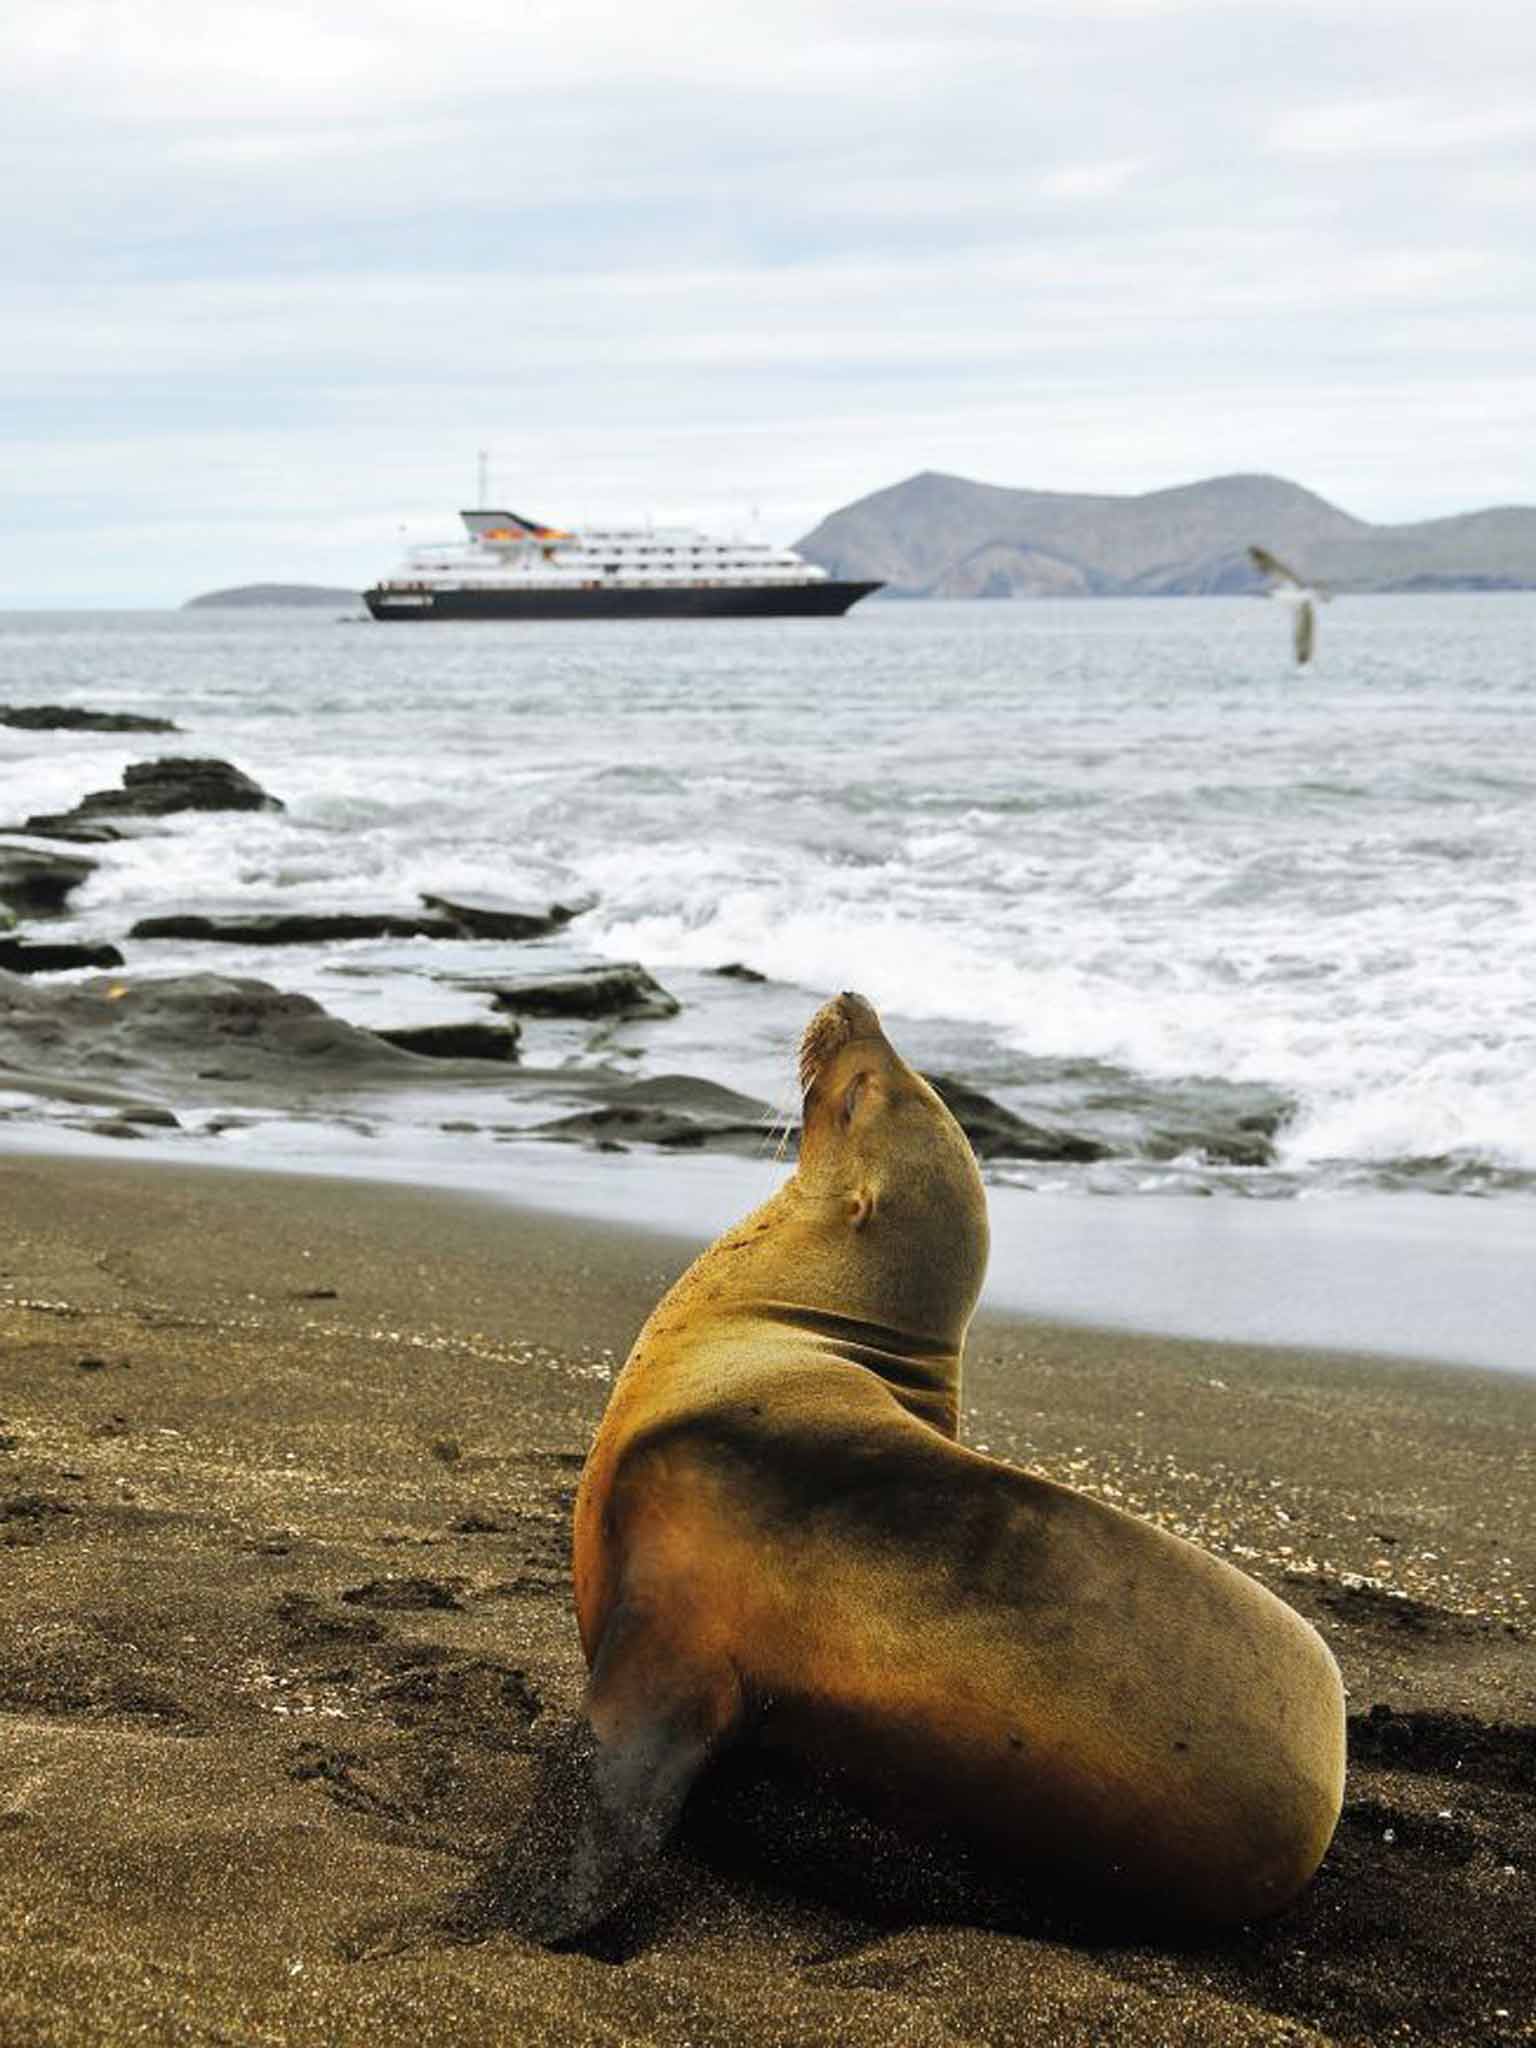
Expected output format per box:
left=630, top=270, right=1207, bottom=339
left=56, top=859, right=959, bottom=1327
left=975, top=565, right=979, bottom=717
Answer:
left=711, top=961, right=768, bottom=983
left=526, top=1073, right=778, bottom=1155
left=0, top=841, right=97, bottom=918
left=23, top=758, right=284, bottom=840
left=972, top=1057, right=1295, bottom=1171
left=115, top=756, right=280, bottom=813
left=1143, top=1119, right=1280, bottom=1168
left=131, top=894, right=596, bottom=947
left=419, top=890, right=595, bottom=940
left=131, top=911, right=460, bottom=944
left=0, top=938, right=125, bottom=975
left=1075, top=1068, right=1293, bottom=1167
left=528, top=1105, right=736, bottom=1151
left=376, top=1020, right=522, bottom=1062
left=0, top=970, right=421, bottom=1094
left=923, top=1073, right=1109, bottom=1162
left=614, top=1076, right=775, bottom=1117
left=4, top=817, right=121, bottom=846
left=455, top=962, right=681, bottom=1021
left=1, top=705, right=179, bottom=734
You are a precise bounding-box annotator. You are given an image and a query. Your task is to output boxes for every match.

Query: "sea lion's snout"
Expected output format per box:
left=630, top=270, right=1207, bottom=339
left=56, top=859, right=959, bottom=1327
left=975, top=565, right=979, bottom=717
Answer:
left=799, top=991, right=885, bottom=1096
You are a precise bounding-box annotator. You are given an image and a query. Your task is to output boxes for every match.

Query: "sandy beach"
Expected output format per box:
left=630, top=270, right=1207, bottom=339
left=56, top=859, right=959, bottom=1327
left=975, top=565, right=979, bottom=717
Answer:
left=1, top=1151, right=1532, bottom=2046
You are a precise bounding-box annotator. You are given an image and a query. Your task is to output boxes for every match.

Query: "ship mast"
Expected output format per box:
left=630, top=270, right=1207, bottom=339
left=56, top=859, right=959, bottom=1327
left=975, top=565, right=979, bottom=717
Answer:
left=476, top=448, right=491, bottom=508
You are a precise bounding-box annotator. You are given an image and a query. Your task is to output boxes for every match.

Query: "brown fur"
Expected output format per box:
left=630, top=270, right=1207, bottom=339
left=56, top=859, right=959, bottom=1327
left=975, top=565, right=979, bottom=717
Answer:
left=550, top=993, right=1344, bottom=1939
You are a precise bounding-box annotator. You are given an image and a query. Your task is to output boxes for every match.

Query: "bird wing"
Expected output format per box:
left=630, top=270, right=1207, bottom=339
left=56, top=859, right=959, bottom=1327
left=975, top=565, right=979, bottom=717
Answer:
left=1248, top=544, right=1307, bottom=590
left=1293, top=597, right=1316, bottom=665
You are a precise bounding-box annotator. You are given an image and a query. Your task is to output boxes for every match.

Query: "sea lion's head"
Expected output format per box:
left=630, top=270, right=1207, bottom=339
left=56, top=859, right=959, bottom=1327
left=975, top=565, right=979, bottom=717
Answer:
left=795, top=991, right=989, bottom=1338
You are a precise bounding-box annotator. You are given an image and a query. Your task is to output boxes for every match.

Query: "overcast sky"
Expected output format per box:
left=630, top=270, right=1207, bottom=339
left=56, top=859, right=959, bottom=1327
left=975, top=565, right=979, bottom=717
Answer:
left=5, top=0, right=1536, bottom=603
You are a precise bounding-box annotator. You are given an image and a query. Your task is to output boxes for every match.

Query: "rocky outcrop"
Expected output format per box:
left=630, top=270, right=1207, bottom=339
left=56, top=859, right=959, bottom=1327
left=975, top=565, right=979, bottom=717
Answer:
left=0, top=937, right=125, bottom=974
left=1142, top=1110, right=1287, bottom=1169
left=1070, top=1066, right=1293, bottom=1168
left=418, top=890, right=594, bottom=940
left=1, top=705, right=179, bottom=733
left=924, top=1074, right=1109, bottom=1162
left=21, top=758, right=285, bottom=841
left=0, top=840, right=97, bottom=918
left=127, top=893, right=596, bottom=947
left=524, top=1075, right=778, bottom=1154
left=131, top=911, right=461, bottom=944
left=453, top=962, right=681, bottom=1020
left=375, top=1020, right=522, bottom=1062
left=922, top=1065, right=1292, bottom=1170
left=0, top=971, right=418, bottom=1087
left=521, top=1071, right=1121, bottom=1163
left=0, top=971, right=563, bottom=1133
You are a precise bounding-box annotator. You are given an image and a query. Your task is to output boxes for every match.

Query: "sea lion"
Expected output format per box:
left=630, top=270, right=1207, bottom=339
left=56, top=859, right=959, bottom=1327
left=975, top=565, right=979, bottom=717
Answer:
left=521, top=991, right=1345, bottom=1942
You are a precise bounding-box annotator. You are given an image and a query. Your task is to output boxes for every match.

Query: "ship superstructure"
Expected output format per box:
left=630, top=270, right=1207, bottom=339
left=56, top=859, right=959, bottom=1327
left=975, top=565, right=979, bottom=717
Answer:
left=365, top=508, right=880, bottom=620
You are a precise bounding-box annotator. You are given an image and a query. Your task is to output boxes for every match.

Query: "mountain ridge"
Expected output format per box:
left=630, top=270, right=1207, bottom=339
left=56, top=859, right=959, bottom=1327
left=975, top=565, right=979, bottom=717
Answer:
left=794, top=470, right=1536, bottom=597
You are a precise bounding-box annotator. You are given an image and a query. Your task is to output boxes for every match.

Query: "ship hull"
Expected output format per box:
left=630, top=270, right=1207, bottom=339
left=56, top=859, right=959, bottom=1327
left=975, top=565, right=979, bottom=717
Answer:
left=363, top=580, right=881, bottom=621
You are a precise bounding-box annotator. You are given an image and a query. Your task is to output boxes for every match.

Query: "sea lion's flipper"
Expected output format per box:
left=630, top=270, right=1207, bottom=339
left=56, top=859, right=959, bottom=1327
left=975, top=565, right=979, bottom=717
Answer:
left=496, top=1604, right=742, bottom=1948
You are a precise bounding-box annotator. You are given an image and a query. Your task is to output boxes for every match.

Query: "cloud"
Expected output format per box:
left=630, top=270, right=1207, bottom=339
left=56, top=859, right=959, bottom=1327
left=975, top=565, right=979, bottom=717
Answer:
left=2, top=0, right=1536, bottom=600
left=10, top=5, right=381, bottom=111
left=165, top=121, right=473, bottom=169
left=1037, top=159, right=1150, bottom=200
left=1269, top=96, right=1536, bottom=158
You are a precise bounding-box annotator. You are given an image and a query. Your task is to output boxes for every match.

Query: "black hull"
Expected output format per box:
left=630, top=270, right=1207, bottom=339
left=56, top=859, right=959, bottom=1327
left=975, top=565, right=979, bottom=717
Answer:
left=363, top=581, right=881, bottom=621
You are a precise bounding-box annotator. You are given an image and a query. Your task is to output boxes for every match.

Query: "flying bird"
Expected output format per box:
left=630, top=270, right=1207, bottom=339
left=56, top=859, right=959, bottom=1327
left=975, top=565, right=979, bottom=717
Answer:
left=1248, top=545, right=1323, bottom=665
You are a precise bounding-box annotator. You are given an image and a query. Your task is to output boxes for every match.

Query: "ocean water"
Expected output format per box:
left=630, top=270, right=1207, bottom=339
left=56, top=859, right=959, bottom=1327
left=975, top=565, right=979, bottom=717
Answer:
left=3, top=594, right=1535, bottom=1207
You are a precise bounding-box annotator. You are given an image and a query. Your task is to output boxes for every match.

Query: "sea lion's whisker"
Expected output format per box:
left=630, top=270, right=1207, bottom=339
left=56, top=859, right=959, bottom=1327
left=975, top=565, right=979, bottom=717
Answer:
left=798, top=997, right=855, bottom=1096
left=756, top=1085, right=800, bottom=1163
left=771, top=1099, right=798, bottom=1165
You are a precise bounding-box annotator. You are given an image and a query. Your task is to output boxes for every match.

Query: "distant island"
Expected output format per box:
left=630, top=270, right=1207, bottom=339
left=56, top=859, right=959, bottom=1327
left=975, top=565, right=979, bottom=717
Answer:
left=183, top=584, right=360, bottom=610
left=184, top=472, right=1536, bottom=610
left=793, top=471, right=1536, bottom=598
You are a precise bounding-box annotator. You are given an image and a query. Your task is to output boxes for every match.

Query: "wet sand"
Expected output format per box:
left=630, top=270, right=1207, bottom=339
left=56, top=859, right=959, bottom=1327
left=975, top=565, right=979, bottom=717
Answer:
left=1, top=1152, right=1532, bottom=2046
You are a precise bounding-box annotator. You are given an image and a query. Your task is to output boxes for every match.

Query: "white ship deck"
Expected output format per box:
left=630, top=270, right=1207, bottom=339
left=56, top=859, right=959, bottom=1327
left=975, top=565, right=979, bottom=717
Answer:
left=380, top=510, right=829, bottom=593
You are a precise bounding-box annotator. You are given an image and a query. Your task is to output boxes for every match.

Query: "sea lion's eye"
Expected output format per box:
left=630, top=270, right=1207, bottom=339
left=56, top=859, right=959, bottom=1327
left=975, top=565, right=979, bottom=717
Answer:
left=840, top=1075, right=868, bottom=1127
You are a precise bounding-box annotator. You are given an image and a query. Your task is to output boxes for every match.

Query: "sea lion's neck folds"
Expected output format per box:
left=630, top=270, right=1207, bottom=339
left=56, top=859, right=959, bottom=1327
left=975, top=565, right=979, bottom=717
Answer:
left=748, top=1299, right=962, bottom=1431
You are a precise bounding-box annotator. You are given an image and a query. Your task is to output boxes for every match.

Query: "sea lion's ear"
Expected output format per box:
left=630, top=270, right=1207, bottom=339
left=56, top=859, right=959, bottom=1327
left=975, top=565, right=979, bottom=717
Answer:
left=848, top=1185, right=876, bottom=1230
left=840, top=1075, right=868, bottom=1128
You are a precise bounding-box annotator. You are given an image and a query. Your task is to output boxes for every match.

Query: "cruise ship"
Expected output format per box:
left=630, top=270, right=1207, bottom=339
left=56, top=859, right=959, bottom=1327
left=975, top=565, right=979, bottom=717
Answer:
left=364, top=508, right=881, bottom=620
